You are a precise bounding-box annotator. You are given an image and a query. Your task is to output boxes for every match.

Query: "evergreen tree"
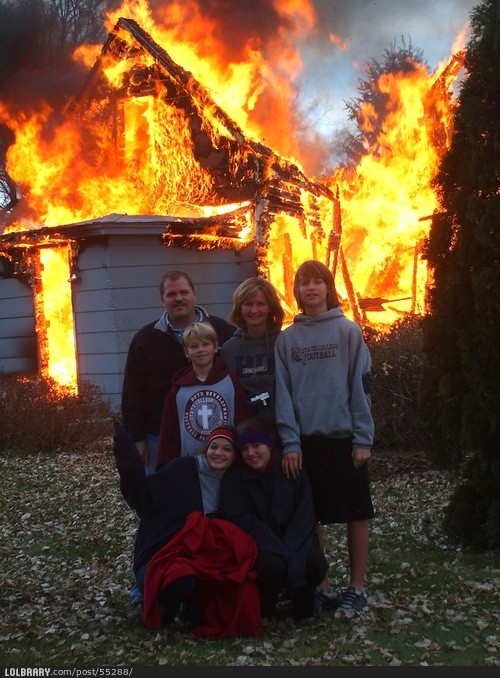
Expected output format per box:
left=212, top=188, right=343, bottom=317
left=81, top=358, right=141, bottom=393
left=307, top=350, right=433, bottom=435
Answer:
left=421, top=0, right=500, bottom=549
left=342, top=37, right=426, bottom=168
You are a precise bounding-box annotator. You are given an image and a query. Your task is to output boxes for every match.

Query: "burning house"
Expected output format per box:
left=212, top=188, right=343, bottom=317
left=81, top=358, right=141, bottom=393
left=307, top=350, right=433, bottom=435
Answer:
left=0, top=17, right=342, bottom=409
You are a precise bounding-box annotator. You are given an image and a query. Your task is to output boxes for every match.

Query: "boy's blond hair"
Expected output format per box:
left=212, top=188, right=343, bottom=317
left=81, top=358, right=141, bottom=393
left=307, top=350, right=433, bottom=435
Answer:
left=182, top=321, right=218, bottom=348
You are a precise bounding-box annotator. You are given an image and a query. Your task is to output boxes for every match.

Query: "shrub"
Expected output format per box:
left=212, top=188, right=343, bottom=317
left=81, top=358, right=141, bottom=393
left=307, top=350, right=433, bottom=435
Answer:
left=443, top=448, right=500, bottom=550
left=0, top=374, right=114, bottom=454
left=365, top=315, right=431, bottom=453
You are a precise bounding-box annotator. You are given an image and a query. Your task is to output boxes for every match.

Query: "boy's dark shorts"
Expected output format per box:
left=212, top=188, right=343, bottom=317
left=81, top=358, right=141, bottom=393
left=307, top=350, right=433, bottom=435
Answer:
left=300, top=435, right=374, bottom=524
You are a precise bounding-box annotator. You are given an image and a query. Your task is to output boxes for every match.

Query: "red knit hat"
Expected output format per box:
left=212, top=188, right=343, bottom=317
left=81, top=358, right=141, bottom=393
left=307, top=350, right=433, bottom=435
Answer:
left=205, top=426, right=237, bottom=450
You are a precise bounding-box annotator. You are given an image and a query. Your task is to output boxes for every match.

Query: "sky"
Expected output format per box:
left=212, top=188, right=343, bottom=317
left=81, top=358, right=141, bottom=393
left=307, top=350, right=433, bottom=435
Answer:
left=297, top=0, right=479, bottom=135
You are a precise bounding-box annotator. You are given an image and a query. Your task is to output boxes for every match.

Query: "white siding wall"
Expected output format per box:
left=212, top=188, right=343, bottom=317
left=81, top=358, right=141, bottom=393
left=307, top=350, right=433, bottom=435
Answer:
left=72, top=235, right=256, bottom=411
left=0, top=278, right=37, bottom=374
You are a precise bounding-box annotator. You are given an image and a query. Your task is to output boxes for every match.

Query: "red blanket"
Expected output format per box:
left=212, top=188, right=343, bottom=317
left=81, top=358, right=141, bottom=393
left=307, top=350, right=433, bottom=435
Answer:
left=143, top=511, right=261, bottom=637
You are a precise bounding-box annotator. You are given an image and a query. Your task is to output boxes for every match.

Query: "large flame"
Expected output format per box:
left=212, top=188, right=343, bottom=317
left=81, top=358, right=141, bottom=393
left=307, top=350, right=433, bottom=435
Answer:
left=328, top=60, right=457, bottom=326
left=0, top=0, right=468, bottom=389
left=34, top=246, right=78, bottom=389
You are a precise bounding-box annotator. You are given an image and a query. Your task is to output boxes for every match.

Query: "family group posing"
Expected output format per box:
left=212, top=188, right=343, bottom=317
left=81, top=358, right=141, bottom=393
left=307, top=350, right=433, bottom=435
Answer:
left=114, top=261, right=375, bottom=637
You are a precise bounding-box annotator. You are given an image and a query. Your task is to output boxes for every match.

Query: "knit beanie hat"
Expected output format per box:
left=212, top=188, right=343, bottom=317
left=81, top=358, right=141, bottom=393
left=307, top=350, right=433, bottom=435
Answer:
left=205, top=426, right=237, bottom=451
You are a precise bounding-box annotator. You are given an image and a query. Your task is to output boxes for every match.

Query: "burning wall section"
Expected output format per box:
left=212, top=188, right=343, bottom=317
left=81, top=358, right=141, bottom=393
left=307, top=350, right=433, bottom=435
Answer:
left=0, top=17, right=341, bottom=397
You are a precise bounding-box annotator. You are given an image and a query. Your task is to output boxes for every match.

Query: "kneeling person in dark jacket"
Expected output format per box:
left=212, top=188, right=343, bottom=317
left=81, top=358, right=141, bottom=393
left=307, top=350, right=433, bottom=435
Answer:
left=114, top=423, right=260, bottom=637
left=221, top=417, right=328, bottom=622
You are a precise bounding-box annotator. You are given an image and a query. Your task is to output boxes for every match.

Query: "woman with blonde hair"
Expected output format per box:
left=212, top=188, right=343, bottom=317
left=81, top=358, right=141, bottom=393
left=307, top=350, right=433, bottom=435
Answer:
left=221, top=277, right=285, bottom=421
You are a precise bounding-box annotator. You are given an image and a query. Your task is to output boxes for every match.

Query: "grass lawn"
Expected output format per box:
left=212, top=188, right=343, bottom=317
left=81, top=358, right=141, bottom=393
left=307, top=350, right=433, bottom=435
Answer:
left=1, top=443, right=499, bottom=667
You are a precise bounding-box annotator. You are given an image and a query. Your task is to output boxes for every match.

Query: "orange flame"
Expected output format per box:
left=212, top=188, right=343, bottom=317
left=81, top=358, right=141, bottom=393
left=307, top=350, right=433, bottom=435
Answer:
left=328, top=32, right=350, bottom=51
left=34, top=247, right=77, bottom=390
left=327, top=55, right=464, bottom=326
left=0, top=0, right=468, bottom=389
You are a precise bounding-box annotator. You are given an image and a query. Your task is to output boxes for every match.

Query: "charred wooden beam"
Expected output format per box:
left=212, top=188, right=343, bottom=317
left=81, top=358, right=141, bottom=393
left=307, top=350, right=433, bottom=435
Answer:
left=306, top=195, right=326, bottom=239
left=161, top=233, right=249, bottom=250
left=162, top=215, right=250, bottom=238
left=265, top=182, right=302, bottom=199
left=339, top=247, right=362, bottom=324
left=282, top=232, right=295, bottom=313
left=116, top=18, right=248, bottom=146
left=265, top=203, right=305, bottom=220
left=261, top=183, right=304, bottom=216
left=327, top=186, right=342, bottom=278
left=265, top=195, right=303, bottom=213
left=358, top=296, right=412, bottom=312
left=264, top=157, right=335, bottom=202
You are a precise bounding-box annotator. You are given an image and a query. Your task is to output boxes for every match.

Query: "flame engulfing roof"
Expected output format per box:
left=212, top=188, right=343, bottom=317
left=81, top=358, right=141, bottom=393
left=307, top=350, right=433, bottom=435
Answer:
left=68, top=17, right=335, bottom=191
left=64, top=17, right=335, bottom=236
left=0, top=15, right=341, bottom=354
left=2, top=15, right=338, bottom=289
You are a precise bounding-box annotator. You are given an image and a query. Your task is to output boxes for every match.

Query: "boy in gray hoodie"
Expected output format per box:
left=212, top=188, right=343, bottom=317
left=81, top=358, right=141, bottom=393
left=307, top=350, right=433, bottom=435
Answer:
left=275, top=260, right=374, bottom=614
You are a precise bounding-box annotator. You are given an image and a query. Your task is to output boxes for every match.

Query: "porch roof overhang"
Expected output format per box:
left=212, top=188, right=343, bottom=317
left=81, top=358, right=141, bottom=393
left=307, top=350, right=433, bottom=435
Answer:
left=0, top=203, right=255, bottom=250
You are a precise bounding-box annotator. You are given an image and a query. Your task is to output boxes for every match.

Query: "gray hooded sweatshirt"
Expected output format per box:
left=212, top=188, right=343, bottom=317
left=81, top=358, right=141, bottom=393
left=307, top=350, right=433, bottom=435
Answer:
left=274, top=306, right=374, bottom=454
left=220, top=326, right=281, bottom=420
